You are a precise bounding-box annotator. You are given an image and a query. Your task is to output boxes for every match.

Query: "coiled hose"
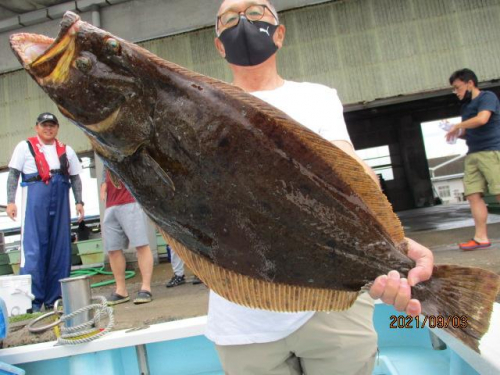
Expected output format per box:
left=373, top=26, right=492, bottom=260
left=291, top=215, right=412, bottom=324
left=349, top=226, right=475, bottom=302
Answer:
left=70, top=267, right=135, bottom=288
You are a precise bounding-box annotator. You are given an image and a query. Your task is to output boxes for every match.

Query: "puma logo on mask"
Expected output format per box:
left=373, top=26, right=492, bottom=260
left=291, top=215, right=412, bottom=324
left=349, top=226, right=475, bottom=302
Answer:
left=259, top=26, right=270, bottom=36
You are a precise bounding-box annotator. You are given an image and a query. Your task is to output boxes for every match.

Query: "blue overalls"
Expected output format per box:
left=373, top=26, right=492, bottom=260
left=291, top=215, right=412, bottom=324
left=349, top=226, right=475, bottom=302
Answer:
left=20, top=172, right=71, bottom=309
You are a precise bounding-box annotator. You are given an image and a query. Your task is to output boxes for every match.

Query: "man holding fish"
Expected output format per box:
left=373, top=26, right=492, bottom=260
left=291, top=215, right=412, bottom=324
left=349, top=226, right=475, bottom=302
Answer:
left=206, top=1, right=434, bottom=373
left=11, top=1, right=497, bottom=371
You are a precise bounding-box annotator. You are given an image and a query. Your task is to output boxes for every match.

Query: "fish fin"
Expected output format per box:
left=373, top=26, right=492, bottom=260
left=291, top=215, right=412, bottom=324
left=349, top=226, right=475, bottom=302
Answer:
left=87, top=135, right=126, bottom=163
left=160, top=230, right=360, bottom=312
left=88, top=136, right=115, bottom=161
left=360, top=281, right=374, bottom=293
left=107, top=171, right=121, bottom=189
left=131, top=45, right=404, bottom=245
left=415, top=264, right=500, bottom=353
left=140, top=149, right=176, bottom=192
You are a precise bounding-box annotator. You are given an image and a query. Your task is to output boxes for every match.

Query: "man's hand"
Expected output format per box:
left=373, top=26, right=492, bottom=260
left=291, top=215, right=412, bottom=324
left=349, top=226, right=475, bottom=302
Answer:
left=369, top=238, right=434, bottom=317
left=445, top=124, right=461, bottom=142
left=100, top=183, right=107, bottom=202
left=75, top=203, right=84, bottom=223
left=6, top=203, right=17, bottom=221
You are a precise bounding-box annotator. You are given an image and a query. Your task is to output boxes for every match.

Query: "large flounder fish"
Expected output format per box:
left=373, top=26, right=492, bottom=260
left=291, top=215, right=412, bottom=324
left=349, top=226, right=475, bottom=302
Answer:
left=10, top=12, right=500, bottom=351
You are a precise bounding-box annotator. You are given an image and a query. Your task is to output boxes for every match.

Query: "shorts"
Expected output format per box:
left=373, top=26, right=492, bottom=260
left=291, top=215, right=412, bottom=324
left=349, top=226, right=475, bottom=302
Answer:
left=463, top=151, right=500, bottom=196
left=102, top=202, right=149, bottom=252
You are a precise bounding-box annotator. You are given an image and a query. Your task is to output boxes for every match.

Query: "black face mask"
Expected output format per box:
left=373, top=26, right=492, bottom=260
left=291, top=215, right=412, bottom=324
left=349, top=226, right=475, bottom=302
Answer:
left=460, top=90, right=473, bottom=105
left=219, top=18, right=279, bottom=67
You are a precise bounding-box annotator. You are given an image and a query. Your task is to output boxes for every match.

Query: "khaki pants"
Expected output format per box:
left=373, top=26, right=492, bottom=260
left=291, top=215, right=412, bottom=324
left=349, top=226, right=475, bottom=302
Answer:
left=464, top=151, right=500, bottom=196
left=216, top=294, right=377, bottom=375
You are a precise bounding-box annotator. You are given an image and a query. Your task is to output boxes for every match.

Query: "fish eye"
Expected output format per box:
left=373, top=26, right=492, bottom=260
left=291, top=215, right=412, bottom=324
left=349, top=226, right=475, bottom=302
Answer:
left=106, top=38, right=121, bottom=54
left=75, top=57, right=92, bottom=73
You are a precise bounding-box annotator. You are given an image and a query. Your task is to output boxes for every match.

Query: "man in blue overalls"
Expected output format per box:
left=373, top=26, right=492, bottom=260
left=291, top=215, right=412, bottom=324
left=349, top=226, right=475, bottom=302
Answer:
left=6, top=113, right=84, bottom=312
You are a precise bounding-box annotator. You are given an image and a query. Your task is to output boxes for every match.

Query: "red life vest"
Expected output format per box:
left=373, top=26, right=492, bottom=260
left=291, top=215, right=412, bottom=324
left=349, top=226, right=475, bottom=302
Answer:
left=26, top=137, right=69, bottom=183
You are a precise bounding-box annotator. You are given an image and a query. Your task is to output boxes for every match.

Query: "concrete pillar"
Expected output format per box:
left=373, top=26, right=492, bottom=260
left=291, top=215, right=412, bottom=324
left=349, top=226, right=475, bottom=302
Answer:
left=398, top=116, right=434, bottom=208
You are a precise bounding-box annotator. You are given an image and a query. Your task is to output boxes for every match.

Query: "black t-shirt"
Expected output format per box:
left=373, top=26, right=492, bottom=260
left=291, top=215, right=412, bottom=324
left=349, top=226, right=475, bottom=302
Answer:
left=461, top=91, right=500, bottom=153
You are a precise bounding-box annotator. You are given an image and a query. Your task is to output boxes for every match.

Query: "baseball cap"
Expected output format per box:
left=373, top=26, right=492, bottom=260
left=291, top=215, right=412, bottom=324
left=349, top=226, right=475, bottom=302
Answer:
left=36, top=112, right=59, bottom=125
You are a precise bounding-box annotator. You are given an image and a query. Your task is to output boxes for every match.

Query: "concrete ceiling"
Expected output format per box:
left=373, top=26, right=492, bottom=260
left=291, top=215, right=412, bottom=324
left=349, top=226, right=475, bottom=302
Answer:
left=0, top=0, right=68, bottom=20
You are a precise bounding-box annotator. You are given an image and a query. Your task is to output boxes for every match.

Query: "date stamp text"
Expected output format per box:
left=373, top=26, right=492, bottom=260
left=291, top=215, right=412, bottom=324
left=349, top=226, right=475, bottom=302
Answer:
left=389, top=315, right=468, bottom=329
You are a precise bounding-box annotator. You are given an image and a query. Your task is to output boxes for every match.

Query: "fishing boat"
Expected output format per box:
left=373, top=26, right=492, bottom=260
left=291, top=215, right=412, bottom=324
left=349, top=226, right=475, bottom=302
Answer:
left=0, top=300, right=498, bottom=375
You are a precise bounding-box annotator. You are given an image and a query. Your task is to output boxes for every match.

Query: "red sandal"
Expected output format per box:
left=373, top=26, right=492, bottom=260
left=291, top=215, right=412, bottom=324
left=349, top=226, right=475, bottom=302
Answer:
left=459, top=239, right=491, bottom=251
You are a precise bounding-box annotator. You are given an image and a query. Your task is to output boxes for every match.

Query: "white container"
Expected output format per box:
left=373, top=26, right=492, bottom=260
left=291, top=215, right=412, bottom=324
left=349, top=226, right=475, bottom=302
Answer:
left=0, top=275, right=33, bottom=316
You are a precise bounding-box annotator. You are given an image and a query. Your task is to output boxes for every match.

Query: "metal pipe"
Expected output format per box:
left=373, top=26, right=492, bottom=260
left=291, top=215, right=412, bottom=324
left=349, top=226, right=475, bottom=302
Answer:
left=59, top=275, right=93, bottom=328
left=91, top=5, right=101, bottom=27
left=429, top=331, right=447, bottom=350
left=136, top=345, right=150, bottom=375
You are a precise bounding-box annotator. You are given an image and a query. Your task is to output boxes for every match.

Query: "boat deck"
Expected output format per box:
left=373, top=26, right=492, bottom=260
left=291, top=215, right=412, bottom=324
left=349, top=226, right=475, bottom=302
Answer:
left=0, top=302, right=498, bottom=375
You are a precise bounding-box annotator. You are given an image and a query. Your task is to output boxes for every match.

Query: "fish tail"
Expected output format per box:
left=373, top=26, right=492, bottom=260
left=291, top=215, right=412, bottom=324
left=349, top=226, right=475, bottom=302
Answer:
left=413, top=264, right=500, bottom=352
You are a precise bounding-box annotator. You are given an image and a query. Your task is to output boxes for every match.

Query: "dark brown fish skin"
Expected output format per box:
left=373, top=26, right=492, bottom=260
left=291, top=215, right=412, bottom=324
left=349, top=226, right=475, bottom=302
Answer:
left=10, top=12, right=414, bottom=291
left=111, top=81, right=415, bottom=291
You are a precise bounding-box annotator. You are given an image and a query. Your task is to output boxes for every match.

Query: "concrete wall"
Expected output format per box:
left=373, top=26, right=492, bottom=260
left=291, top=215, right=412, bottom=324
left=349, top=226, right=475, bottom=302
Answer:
left=0, top=0, right=332, bottom=74
left=0, top=0, right=332, bottom=169
left=1, top=0, right=500, bottom=168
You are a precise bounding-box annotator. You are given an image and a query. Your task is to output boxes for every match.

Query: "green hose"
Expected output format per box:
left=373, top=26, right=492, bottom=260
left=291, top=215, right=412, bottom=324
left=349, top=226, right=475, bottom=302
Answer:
left=70, top=267, right=135, bottom=288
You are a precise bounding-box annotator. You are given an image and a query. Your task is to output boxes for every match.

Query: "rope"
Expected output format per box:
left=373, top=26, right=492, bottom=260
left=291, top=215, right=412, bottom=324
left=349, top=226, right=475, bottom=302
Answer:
left=57, top=296, right=114, bottom=345
left=27, top=296, right=114, bottom=345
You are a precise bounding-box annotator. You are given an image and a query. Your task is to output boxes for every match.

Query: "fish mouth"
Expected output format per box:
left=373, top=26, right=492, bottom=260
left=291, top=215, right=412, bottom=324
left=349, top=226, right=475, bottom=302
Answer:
left=10, top=11, right=81, bottom=85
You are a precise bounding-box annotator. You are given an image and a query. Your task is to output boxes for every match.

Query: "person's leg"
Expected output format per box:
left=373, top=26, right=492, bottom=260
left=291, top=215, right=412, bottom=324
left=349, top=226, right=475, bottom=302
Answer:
left=118, top=202, right=154, bottom=301
left=170, top=247, right=185, bottom=277
left=480, top=150, right=500, bottom=216
left=108, top=249, right=128, bottom=296
left=103, top=205, right=129, bottom=299
left=136, top=245, right=153, bottom=293
left=293, top=293, right=377, bottom=375
left=216, top=339, right=301, bottom=375
left=461, top=153, right=489, bottom=249
left=467, top=193, right=489, bottom=242
left=45, top=175, right=72, bottom=308
left=166, top=247, right=186, bottom=287
left=119, top=203, right=152, bottom=290
left=19, top=181, right=50, bottom=311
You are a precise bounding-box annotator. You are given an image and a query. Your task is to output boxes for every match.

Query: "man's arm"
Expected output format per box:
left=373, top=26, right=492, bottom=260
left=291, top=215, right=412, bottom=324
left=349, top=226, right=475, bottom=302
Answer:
left=100, top=166, right=108, bottom=202
left=332, top=140, right=380, bottom=188
left=456, top=111, right=491, bottom=130
left=70, top=174, right=85, bottom=223
left=100, top=182, right=107, bottom=202
left=6, top=168, right=20, bottom=221
left=446, top=111, right=491, bottom=141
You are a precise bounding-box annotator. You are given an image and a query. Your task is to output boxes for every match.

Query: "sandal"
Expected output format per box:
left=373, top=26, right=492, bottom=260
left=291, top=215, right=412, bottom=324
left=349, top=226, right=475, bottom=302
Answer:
left=107, top=292, right=130, bottom=306
left=459, top=239, right=491, bottom=251
left=133, top=290, right=153, bottom=304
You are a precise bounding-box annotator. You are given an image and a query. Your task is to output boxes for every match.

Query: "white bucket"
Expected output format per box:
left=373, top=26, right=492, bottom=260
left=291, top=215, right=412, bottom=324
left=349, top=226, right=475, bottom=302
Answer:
left=0, top=275, right=33, bottom=316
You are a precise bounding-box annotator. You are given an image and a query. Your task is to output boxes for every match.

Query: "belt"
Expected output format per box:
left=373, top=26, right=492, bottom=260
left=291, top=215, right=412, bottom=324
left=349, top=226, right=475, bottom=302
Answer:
left=23, top=175, right=42, bottom=183
left=23, top=170, right=65, bottom=183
